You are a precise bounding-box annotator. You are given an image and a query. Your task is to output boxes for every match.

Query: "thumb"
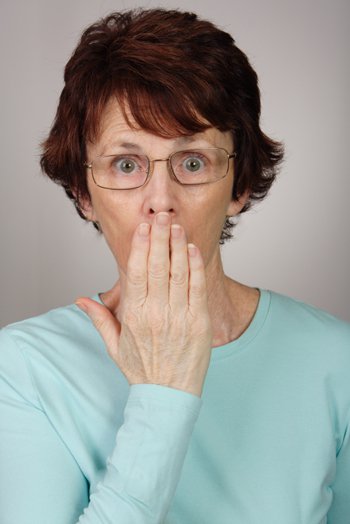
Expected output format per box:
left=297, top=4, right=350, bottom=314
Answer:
left=75, top=297, right=121, bottom=358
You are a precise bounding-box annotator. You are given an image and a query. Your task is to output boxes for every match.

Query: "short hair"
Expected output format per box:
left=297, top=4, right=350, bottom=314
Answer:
left=40, top=8, right=284, bottom=244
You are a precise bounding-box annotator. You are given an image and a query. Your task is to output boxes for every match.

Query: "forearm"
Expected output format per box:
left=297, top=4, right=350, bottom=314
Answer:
left=77, top=384, right=201, bottom=523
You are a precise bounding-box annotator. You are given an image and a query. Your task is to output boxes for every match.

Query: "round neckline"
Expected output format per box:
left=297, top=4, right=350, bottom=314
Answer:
left=91, top=288, right=271, bottom=361
left=209, top=288, right=270, bottom=360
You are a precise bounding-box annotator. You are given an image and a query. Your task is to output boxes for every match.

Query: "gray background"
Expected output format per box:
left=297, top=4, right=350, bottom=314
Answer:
left=1, top=0, right=349, bottom=327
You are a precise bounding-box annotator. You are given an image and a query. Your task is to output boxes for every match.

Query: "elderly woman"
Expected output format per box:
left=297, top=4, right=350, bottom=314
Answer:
left=1, top=8, right=349, bottom=524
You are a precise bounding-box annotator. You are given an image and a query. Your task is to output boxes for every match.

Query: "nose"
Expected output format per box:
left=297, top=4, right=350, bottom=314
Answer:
left=143, top=158, right=177, bottom=219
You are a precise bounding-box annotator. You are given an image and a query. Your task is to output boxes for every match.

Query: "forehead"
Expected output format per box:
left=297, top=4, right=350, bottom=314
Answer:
left=87, top=98, right=233, bottom=154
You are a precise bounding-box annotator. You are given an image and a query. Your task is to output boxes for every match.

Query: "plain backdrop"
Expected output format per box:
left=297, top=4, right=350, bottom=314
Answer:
left=1, top=0, right=349, bottom=327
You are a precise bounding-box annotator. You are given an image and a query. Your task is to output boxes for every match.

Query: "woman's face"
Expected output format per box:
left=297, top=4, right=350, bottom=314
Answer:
left=83, top=99, right=246, bottom=277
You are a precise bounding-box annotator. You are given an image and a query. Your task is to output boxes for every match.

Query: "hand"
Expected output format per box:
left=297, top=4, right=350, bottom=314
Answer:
left=75, top=212, right=213, bottom=397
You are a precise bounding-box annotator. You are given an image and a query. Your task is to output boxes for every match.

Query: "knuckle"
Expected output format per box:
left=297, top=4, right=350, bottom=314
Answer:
left=93, top=316, right=108, bottom=331
left=149, top=316, right=165, bottom=333
left=149, top=262, right=168, bottom=278
left=190, top=315, right=211, bottom=336
left=170, top=269, right=187, bottom=286
left=191, top=283, right=204, bottom=297
left=149, top=307, right=168, bottom=330
left=127, top=268, right=145, bottom=285
left=122, top=308, right=138, bottom=326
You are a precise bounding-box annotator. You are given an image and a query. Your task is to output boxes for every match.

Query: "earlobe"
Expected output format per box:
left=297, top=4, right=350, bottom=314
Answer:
left=226, top=190, right=250, bottom=217
left=79, top=200, right=96, bottom=222
left=71, top=188, right=97, bottom=222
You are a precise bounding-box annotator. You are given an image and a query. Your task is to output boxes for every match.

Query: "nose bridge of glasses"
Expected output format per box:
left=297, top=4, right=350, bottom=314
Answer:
left=149, top=156, right=175, bottom=177
left=150, top=157, right=171, bottom=165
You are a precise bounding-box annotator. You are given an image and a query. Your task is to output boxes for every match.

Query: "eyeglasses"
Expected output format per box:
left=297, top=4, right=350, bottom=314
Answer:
left=84, top=147, right=237, bottom=190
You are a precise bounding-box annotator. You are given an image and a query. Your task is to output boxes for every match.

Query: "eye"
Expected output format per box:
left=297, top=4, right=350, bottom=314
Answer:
left=171, top=151, right=210, bottom=180
left=114, top=157, right=137, bottom=175
left=176, top=152, right=207, bottom=174
left=184, top=156, right=204, bottom=172
left=108, top=155, right=147, bottom=176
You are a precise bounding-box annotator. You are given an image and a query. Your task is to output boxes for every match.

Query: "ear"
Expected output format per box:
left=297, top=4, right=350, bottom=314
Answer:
left=226, top=190, right=250, bottom=217
left=79, top=198, right=97, bottom=222
left=71, top=188, right=97, bottom=222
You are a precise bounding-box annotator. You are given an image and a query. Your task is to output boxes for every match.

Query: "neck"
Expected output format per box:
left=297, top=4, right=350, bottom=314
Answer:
left=202, top=250, right=260, bottom=347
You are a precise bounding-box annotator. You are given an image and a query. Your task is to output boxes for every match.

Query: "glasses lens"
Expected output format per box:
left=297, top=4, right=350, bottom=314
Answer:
left=170, top=148, right=228, bottom=184
left=92, top=154, right=149, bottom=189
left=90, top=148, right=230, bottom=189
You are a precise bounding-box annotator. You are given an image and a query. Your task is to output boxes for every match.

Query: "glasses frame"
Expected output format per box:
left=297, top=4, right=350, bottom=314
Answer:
left=84, top=147, right=237, bottom=190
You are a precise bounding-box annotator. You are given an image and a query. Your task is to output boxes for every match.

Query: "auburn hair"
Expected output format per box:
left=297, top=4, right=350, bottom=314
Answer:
left=40, top=8, right=284, bottom=244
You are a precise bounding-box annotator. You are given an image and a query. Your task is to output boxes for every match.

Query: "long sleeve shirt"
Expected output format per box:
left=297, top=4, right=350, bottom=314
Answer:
left=1, top=289, right=350, bottom=523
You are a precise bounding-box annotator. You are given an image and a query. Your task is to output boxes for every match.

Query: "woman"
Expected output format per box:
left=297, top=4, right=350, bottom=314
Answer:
left=1, top=8, right=349, bottom=523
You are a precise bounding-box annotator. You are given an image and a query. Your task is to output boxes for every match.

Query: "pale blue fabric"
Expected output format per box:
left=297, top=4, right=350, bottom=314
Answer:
left=0, top=289, right=349, bottom=523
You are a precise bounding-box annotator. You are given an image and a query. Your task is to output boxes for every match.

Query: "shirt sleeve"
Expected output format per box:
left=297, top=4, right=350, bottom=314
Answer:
left=327, top=418, right=350, bottom=523
left=0, top=328, right=201, bottom=524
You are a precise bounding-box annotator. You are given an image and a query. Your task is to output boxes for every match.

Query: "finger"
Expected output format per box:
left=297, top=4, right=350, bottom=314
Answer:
left=75, top=297, right=121, bottom=360
left=169, top=224, right=189, bottom=310
left=148, top=212, right=171, bottom=307
left=124, top=222, right=150, bottom=306
left=187, top=244, right=208, bottom=312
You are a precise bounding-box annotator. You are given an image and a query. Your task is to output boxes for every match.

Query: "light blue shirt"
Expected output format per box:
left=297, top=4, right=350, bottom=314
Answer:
left=1, top=289, right=349, bottom=523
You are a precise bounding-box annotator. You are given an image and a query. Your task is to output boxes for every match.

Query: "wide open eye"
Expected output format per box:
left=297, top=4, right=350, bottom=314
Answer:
left=102, top=154, right=148, bottom=189
left=102, top=154, right=148, bottom=177
left=93, top=154, right=148, bottom=189
left=111, top=156, right=142, bottom=176
left=184, top=156, right=204, bottom=172
left=172, top=151, right=208, bottom=177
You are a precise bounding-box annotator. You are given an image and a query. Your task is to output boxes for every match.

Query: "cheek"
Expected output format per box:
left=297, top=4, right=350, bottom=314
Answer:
left=102, top=221, right=136, bottom=272
left=91, top=196, right=134, bottom=254
left=92, top=192, right=127, bottom=227
left=188, top=195, right=227, bottom=252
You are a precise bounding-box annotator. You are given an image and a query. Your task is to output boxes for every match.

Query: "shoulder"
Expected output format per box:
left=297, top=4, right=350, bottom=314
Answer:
left=1, top=293, right=106, bottom=342
left=0, top=296, right=108, bottom=398
left=0, top=296, right=127, bottom=425
left=267, top=290, right=349, bottom=333
left=1, top=299, right=101, bottom=359
left=264, top=289, right=350, bottom=361
left=1, top=298, right=96, bottom=349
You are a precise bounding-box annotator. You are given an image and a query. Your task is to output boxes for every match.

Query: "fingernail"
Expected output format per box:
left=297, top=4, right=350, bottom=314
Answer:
left=75, top=301, right=88, bottom=313
left=171, top=224, right=182, bottom=238
left=188, top=243, right=197, bottom=257
left=139, top=223, right=150, bottom=236
left=156, top=213, right=170, bottom=226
